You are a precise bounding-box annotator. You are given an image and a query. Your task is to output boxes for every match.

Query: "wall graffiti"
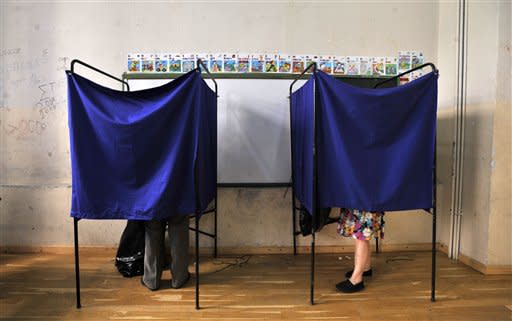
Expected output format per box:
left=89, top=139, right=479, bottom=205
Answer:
left=36, top=82, right=57, bottom=119
left=6, top=119, right=47, bottom=138
left=2, top=66, right=67, bottom=139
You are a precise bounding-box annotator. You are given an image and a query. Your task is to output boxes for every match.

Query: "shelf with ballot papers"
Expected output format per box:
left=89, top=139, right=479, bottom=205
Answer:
left=123, top=72, right=395, bottom=89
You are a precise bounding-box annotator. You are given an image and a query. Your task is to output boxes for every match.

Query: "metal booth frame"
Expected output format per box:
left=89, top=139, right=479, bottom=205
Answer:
left=69, top=58, right=218, bottom=310
left=288, top=62, right=438, bottom=305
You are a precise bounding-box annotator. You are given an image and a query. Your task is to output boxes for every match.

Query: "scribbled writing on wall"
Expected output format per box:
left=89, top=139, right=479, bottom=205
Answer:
left=1, top=48, right=48, bottom=108
left=57, top=57, right=69, bottom=71
left=6, top=120, right=47, bottom=138
left=4, top=78, right=65, bottom=140
left=0, top=56, right=49, bottom=74
left=37, top=82, right=57, bottom=119
left=0, top=48, right=21, bottom=57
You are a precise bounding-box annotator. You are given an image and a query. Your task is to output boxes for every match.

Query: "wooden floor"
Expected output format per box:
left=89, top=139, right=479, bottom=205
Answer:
left=1, top=251, right=511, bottom=321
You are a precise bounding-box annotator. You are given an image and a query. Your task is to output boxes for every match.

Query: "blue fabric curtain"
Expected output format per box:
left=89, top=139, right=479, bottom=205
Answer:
left=290, top=77, right=315, bottom=213
left=67, top=70, right=217, bottom=220
left=291, top=70, right=437, bottom=213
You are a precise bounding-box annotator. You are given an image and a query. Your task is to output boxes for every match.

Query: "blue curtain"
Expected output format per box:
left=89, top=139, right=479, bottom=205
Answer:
left=290, top=77, right=314, bottom=213
left=291, top=70, right=437, bottom=213
left=67, top=70, right=217, bottom=220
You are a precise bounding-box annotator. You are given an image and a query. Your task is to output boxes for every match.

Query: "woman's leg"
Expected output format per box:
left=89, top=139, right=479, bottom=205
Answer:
left=350, top=239, right=370, bottom=284
left=365, top=243, right=372, bottom=271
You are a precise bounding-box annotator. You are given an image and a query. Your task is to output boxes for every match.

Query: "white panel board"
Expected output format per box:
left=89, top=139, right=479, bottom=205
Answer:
left=127, top=78, right=307, bottom=183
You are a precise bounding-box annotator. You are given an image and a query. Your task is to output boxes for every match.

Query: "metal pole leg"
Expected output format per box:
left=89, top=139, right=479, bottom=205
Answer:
left=431, top=137, right=437, bottom=302
left=73, top=218, right=81, bottom=309
left=430, top=215, right=436, bottom=302
left=195, top=215, right=200, bottom=310
left=292, top=200, right=297, bottom=255
left=214, top=198, right=218, bottom=258
left=431, top=209, right=437, bottom=302
left=310, top=232, right=315, bottom=305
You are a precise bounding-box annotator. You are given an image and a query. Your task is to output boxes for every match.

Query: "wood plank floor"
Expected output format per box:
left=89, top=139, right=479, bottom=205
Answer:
left=1, top=251, right=511, bottom=320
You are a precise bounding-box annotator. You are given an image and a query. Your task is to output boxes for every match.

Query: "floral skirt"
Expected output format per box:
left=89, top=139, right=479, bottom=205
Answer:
left=337, top=208, right=385, bottom=241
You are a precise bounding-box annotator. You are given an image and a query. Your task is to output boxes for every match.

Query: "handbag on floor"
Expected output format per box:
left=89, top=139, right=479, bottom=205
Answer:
left=115, top=221, right=145, bottom=277
left=299, top=206, right=332, bottom=236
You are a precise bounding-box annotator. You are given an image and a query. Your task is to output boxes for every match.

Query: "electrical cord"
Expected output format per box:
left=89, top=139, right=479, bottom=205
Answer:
left=209, top=255, right=252, bottom=273
left=386, top=255, right=414, bottom=263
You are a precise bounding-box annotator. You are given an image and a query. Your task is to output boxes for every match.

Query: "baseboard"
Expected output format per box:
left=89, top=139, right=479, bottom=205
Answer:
left=0, top=245, right=118, bottom=256
left=1, top=243, right=435, bottom=256
left=436, top=242, right=512, bottom=275
left=458, top=253, right=512, bottom=275
left=437, top=242, right=449, bottom=254
left=293, top=242, right=436, bottom=254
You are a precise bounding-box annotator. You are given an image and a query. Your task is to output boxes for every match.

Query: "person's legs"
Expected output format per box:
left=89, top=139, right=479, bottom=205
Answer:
left=350, top=239, right=370, bottom=284
left=142, top=219, right=165, bottom=290
left=336, top=238, right=368, bottom=292
left=365, top=242, right=372, bottom=271
left=167, top=215, right=190, bottom=288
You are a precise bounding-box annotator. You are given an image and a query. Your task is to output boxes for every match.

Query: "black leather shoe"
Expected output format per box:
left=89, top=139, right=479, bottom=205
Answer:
left=335, top=279, right=365, bottom=293
left=345, top=268, right=372, bottom=278
left=171, top=272, right=191, bottom=289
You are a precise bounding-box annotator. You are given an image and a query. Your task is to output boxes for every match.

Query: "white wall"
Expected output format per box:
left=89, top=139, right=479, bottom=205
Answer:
left=458, top=1, right=498, bottom=265
left=435, top=0, right=458, bottom=255
left=488, top=0, right=511, bottom=267
left=457, top=0, right=511, bottom=267
left=1, top=0, right=446, bottom=250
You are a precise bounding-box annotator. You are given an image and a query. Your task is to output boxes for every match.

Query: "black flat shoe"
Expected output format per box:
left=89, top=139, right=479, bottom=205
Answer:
left=335, top=279, right=365, bottom=293
left=345, top=268, right=372, bottom=278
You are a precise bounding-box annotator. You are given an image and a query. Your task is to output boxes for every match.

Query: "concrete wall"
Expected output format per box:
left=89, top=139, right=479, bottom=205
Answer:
left=1, top=1, right=505, bottom=262
left=459, top=1, right=497, bottom=265
left=487, top=0, right=511, bottom=267
left=457, top=0, right=511, bottom=267
left=435, top=0, right=458, bottom=254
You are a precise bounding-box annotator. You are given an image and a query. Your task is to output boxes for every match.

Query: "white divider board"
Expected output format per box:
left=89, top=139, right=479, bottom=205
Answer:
left=127, top=77, right=307, bottom=184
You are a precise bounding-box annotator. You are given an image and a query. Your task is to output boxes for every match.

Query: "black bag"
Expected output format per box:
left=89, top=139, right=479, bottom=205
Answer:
left=115, top=220, right=145, bottom=278
left=299, top=206, right=332, bottom=236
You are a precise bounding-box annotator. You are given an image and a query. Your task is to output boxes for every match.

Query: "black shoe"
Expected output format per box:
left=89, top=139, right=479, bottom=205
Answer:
left=171, top=272, right=191, bottom=289
left=345, top=268, right=372, bottom=278
left=335, top=279, right=365, bottom=293
left=140, top=278, right=159, bottom=291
